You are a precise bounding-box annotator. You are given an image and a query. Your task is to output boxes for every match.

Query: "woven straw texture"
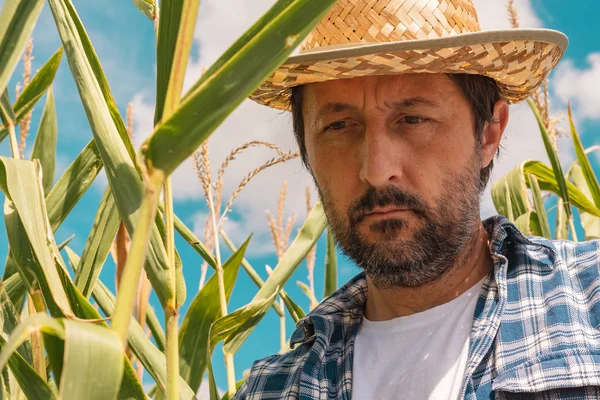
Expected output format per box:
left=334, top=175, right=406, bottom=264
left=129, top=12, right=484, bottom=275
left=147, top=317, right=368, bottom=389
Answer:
left=249, top=0, right=566, bottom=110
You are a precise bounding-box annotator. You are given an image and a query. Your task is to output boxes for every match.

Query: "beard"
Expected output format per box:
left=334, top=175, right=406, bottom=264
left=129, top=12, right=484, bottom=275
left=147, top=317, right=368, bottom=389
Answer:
left=315, top=150, right=483, bottom=289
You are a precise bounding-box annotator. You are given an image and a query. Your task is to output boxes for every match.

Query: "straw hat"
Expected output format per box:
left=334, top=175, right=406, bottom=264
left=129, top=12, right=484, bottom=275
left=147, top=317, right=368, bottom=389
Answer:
left=249, top=0, right=568, bottom=110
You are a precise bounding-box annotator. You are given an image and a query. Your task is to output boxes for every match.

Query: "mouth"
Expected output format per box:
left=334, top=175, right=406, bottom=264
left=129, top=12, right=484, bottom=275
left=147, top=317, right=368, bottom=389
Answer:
left=362, top=207, right=411, bottom=220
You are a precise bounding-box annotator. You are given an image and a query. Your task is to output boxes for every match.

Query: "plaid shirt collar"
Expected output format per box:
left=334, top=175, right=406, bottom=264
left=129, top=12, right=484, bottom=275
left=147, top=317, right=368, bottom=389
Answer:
left=239, top=216, right=600, bottom=399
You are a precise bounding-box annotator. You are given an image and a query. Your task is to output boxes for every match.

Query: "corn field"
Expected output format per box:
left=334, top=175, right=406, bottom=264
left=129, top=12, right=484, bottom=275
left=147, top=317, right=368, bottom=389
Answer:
left=0, top=0, right=598, bottom=400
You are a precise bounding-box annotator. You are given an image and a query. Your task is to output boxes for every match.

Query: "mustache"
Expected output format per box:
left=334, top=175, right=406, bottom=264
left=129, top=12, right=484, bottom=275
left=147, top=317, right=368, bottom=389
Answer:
left=348, top=186, right=428, bottom=225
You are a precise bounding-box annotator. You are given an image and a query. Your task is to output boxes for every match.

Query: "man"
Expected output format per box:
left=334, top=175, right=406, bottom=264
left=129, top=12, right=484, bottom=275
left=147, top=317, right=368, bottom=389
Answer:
left=236, top=0, right=600, bottom=398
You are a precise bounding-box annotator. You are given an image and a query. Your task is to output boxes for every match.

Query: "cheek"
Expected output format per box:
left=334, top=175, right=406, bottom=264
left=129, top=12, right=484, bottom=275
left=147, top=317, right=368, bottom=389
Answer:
left=308, top=144, right=361, bottom=207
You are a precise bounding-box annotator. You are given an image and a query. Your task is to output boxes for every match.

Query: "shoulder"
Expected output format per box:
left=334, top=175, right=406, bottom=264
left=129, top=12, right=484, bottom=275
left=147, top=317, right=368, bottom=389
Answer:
left=234, top=341, right=313, bottom=400
left=502, top=234, right=600, bottom=330
left=521, top=235, right=600, bottom=276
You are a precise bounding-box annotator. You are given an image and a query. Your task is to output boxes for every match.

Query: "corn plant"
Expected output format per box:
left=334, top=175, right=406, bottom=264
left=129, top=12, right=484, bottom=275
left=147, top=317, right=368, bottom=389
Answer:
left=0, top=0, right=337, bottom=398
left=492, top=100, right=600, bottom=241
left=495, top=0, right=600, bottom=240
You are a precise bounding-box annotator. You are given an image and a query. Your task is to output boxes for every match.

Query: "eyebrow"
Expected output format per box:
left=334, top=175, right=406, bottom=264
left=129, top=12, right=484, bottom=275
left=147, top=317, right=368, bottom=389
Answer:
left=317, top=96, right=438, bottom=120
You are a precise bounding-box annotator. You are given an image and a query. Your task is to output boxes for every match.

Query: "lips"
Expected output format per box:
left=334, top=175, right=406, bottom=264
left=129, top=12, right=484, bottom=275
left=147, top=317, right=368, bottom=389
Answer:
left=361, top=207, right=411, bottom=221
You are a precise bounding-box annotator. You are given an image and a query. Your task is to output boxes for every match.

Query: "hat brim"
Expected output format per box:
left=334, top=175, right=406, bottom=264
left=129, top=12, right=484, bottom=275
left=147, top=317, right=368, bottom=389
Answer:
left=250, top=29, right=568, bottom=110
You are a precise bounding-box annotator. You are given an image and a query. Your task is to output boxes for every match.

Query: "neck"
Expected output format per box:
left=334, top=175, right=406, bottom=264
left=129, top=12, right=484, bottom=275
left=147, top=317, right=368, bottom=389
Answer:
left=363, top=221, right=492, bottom=321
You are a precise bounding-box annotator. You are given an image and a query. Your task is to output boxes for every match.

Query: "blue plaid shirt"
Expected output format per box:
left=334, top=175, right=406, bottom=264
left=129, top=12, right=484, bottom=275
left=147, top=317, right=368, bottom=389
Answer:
left=235, top=216, right=600, bottom=399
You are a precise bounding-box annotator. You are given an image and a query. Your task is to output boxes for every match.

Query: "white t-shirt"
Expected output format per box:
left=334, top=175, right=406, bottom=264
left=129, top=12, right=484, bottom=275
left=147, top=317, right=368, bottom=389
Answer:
left=351, top=277, right=485, bottom=400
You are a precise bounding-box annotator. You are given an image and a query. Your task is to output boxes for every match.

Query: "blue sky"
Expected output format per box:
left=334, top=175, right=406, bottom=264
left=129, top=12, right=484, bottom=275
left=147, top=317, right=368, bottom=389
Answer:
left=1, top=0, right=600, bottom=393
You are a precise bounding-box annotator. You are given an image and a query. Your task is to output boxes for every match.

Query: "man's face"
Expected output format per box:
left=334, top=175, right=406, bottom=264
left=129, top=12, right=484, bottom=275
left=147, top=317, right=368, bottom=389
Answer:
left=302, top=73, right=490, bottom=288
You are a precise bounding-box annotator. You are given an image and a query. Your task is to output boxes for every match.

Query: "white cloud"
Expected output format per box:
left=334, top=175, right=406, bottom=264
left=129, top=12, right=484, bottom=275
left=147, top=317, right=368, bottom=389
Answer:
left=472, top=0, right=542, bottom=30
left=552, top=53, right=600, bottom=121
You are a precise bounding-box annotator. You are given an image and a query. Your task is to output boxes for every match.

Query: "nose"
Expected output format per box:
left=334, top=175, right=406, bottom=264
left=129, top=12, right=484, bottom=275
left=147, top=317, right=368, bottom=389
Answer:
left=358, top=124, right=403, bottom=188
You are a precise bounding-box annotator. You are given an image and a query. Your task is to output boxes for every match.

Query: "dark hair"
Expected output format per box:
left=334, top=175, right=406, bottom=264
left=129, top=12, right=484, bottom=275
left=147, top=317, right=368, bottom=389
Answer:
left=289, top=73, right=502, bottom=192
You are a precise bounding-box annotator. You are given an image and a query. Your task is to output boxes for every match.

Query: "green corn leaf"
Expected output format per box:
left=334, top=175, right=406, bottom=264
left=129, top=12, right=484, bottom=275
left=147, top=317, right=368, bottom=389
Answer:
left=179, top=236, right=249, bottom=393
left=13, top=48, right=63, bottom=120
left=213, top=202, right=327, bottom=354
left=324, top=229, right=338, bottom=298
left=58, top=320, right=123, bottom=400
left=0, top=157, right=73, bottom=316
left=63, top=246, right=190, bottom=399
left=158, top=200, right=217, bottom=269
left=514, top=211, right=542, bottom=237
left=57, top=234, right=75, bottom=251
left=131, top=0, right=156, bottom=20
left=221, top=230, right=305, bottom=322
left=220, top=379, right=247, bottom=400
left=0, top=48, right=63, bottom=144
left=47, top=0, right=185, bottom=308
left=90, top=268, right=196, bottom=399
left=0, top=90, right=16, bottom=126
left=207, top=357, right=220, bottom=400
left=46, top=140, right=103, bottom=232
left=0, top=314, right=64, bottom=375
left=491, top=161, right=532, bottom=221
left=145, top=300, right=167, bottom=353
left=0, top=334, right=56, bottom=400
left=527, top=173, right=552, bottom=239
left=64, top=245, right=167, bottom=360
left=183, top=0, right=297, bottom=99
left=55, top=251, right=147, bottom=400
left=2, top=269, right=26, bottom=310
left=212, top=292, right=278, bottom=355
left=154, top=0, right=184, bottom=124
left=527, top=99, right=572, bottom=221
left=0, top=282, right=32, bottom=364
left=568, top=105, right=600, bottom=209
left=74, top=187, right=120, bottom=298
left=2, top=138, right=100, bottom=284
left=143, top=0, right=337, bottom=177
left=523, top=160, right=600, bottom=217
left=158, top=0, right=200, bottom=122
left=0, top=0, right=45, bottom=95
left=296, top=281, right=318, bottom=309
left=30, top=87, right=58, bottom=195
left=570, top=164, right=600, bottom=240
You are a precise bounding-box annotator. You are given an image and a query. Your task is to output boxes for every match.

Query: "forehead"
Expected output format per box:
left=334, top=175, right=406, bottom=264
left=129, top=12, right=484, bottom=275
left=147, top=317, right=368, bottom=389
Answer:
left=301, top=73, right=463, bottom=111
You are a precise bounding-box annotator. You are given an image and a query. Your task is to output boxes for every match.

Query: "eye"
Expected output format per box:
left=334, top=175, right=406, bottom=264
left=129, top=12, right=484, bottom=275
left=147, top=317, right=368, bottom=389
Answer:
left=324, top=121, right=347, bottom=131
left=403, top=116, right=426, bottom=125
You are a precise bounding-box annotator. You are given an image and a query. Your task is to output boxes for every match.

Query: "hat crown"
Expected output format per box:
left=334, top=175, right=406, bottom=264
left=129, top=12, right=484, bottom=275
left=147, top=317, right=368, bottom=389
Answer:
left=301, top=0, right=481, bottom=51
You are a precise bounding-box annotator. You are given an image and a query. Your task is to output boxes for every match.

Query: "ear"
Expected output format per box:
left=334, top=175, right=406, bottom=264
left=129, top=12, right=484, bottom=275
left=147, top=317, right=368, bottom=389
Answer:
left=481, top=99, right=509, bottom=169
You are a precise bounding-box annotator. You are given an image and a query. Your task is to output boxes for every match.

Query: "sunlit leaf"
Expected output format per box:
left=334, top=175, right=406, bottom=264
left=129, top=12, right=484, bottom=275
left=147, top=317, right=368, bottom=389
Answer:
left=491, top=161, right=532, bottom=221
left=570, top=164, right=600, bottom=240
left=324, top=229, right=338, bottom=298
left=0, top=0, right=45, bottom=95
left=514, top=211, right=542, bottom=237
left=527, top=99, right=572, bottom=220
left=73, top=187, right=119, bottom=298
left=143, top=0, right=337, bottom=177
left=0, top=157, right=73, bottom=316
left=527, top=173, right=552, bottom=239
left=212, top=203, right=326, bottom=353
left=221, top=230, right=304, bottom=322
left=0, top=333, right=55, bottom=399
left=30, top=87, right=58, bottom=195
left=15, top=48, right=63, bottom=117
left=131, top=0, right=156, bottom=20
left=47, top=0, right=184, bottom=308
left=524, top=161, right=600, bottom=217
left=0, top=282, right=32, bottom=364
left=179, top=237, right=249, bottom=392
left=58, top=320, right=123, bottom=400
left=568, top=105, right=600, bottom=209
